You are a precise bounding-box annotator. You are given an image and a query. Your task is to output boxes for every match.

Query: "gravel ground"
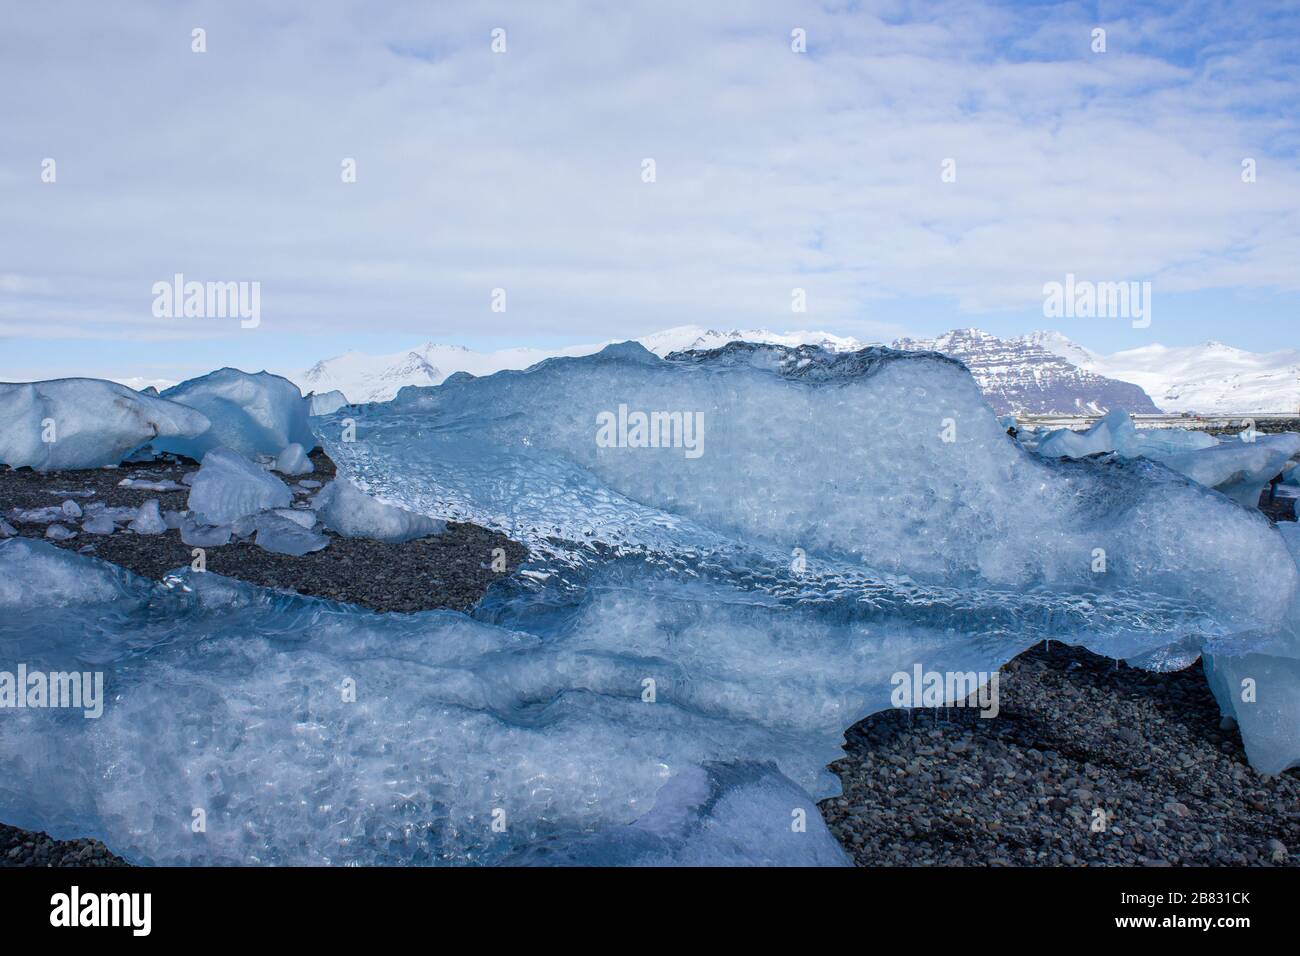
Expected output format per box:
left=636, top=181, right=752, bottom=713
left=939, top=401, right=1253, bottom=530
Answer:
left=0, top=823, right=128, bottom=867
left=819, top=641, right=1298, bottom=866
left=1201, top=417, right=1300, bottom=436
left=1, top=450, right=529, bottom=613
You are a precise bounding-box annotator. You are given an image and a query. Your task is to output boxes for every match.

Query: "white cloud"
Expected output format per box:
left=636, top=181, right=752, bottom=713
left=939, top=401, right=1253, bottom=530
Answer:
left=1, top=0, right=1297, bottom=365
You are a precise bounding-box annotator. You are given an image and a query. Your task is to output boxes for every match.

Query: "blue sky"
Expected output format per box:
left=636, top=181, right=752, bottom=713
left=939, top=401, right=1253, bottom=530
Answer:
left=2, top=0, right=1298, bottom=383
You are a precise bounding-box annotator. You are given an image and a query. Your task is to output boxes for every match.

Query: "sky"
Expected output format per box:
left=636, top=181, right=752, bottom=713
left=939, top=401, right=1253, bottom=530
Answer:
left=2, top=0, right=1298, bottom=384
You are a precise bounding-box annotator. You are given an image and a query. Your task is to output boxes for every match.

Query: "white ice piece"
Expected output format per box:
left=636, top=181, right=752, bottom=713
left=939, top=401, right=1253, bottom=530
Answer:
left=179, top=517, right=232, bottom=548
left=128, top=500, right=166, bottom=535
left=1203, top=523, right=1300, bottom=774
left=187, top=448, right=292, bottom=526
left=272, top=442, right=313, bottom=476
left=253, top=512, right=328, bottom=556
left=0, top=379, right=209, bottom=471
left=307, top=389, right=349, bottom=417
left=151, top=368, right=315, bottom=460
left=81, top=514, right=116, bottom=535
left=313, top=479, right=445, bottom=543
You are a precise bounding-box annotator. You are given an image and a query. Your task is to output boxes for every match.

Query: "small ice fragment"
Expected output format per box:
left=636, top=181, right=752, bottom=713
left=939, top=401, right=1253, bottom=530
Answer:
left=179, top=517, right=232, bottom=547
left=61, top=500, right=83, bottom=519
left=117, top=477, right=187, bottom=492
left=253, top=512, right=328, bottom=556
left=271, top=508, right=316, bottom=529
left=128, top=500, right=167, bottom=535
left=45, top=523, right=77, bottom=540
left=272, top=442, right=313, bottom=476
left=313, top=479, right=446, bottom=543
left=81, top=514, right=116, bottom=535
left=308, top=389, right=349, bottom=416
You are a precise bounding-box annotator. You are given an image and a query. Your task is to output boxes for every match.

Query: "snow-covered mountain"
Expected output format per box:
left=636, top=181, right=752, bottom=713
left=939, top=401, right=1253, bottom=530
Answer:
left=294, top=326, right=867, bottom=403
left=1030, top=336, right=1300, bottom=415
left=891, top=328, right=1160, bottom=415
left=293, top=324, right=1294, bottom=416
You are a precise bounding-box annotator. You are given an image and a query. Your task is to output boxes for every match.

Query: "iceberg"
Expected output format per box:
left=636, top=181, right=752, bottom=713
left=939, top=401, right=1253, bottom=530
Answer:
left=2, top=342, right=1296, bottom=866
left=152, top=369, right=315, bottom=461
left=313, top=478, right=445, bottom=543
left=186, top=448, right=292, bottom=525
left=0, top=379, right=210, bottom=471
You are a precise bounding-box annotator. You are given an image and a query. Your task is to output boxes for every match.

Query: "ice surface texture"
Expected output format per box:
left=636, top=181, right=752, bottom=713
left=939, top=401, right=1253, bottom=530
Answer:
left=0, top=539, right=859, bottom=865
left=4, top=342, right=1297, bottom=866
left=152, top=368, right=315, bottom=460
left=0, top=379, right=209, bottom=470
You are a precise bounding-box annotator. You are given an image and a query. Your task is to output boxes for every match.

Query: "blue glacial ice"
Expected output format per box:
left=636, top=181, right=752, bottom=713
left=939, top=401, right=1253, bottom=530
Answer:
left=2, top=342, right=1298, bottom=866
left=307, top=390, right=350, bottom=417
left=312, top=478, right=446, bottom=543
left=0, top=379, right=210, bottom=470
left=186, top=447, right=293, bottom=525
left=1202, top=521, right=1300, bottom=775
left=152, top=368, right=316, bottom=461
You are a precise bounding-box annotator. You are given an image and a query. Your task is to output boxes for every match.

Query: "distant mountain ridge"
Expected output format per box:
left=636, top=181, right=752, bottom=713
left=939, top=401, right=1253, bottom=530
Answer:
left=1028, top=336, right=1300, bottom=415
left=890, top=328, right=1160, bottom=415
left=291, top=325, right=1294, bottom=415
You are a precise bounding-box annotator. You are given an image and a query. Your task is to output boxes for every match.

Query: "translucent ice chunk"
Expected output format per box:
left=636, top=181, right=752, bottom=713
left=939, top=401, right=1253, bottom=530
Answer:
left=308, top=389, right=349, bottom=416
left=272, top=442, right=313, bottom=475
left=252, top=512, right=328, bottom=556
left=179, top=517, right=232, bottom=547
left=313, top=478, right=445, bottom=543
left=1034, top=409, right=1295, bottom=505
left=1161, top=434, right=1300, bottom=507
left=81, top=514, right=116, bottom=535
left=152, top=368, right=315, bottom=460
left=186, top=448, right=292, bottom=525
left=1203, top=522, right=1300, bottom=774
left=127, top=500, right=166, bottom=535
left=0, top=379, right=209, bottom=471
left=0, top=537, right=128, bottom=607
